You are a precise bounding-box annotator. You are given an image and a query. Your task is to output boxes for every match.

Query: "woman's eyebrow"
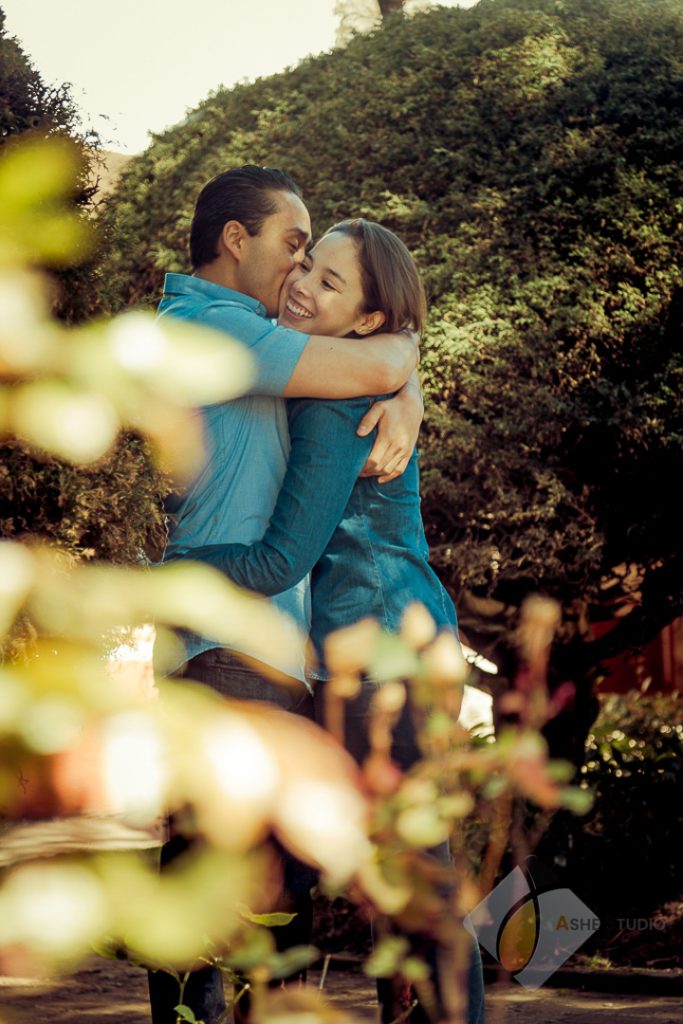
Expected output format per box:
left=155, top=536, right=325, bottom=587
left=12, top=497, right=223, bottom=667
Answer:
left=322, top=266, right=346, bottom=286
left=304, top=248, right=346, bottom=286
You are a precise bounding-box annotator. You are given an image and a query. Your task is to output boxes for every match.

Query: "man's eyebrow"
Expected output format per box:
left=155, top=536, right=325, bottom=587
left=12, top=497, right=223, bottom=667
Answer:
left=288, top=228, right=310, bottom=245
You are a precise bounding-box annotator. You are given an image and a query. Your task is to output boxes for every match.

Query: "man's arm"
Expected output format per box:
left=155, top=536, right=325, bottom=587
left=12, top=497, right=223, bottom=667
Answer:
left=198, top=304, right=418, bottom=400
left=196, top=303, right=421, bottom=479
left=283, top=331, right=418, bottom=399
left=357, top=371, right=424, bottom=484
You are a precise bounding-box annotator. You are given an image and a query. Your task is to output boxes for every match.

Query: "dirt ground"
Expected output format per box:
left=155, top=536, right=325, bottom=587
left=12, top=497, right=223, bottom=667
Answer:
left=1, top=957, right=682, bottom=1024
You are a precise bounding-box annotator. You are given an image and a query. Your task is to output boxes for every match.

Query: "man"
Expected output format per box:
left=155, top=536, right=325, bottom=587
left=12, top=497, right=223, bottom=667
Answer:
left=149, top=166, right=423, bottom=1024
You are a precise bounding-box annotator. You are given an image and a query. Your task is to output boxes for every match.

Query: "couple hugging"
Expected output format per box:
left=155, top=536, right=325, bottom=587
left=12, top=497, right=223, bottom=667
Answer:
left=151, top=166, right=485, bottom=1024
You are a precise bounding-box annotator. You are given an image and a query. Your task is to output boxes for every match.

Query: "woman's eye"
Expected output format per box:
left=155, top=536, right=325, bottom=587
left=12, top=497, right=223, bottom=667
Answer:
left=322, top=279, right=335, bottom=290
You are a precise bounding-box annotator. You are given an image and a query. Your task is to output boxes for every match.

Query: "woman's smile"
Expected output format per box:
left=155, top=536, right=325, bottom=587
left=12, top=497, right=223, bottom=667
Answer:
left=278, top=232, right=372, bottom=337
left=284, top=295, right=314, bottom=320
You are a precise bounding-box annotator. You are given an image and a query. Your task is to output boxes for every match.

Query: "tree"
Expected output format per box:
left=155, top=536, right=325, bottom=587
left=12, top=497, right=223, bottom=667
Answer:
left=1, top=142, right=581, bottom=1002
left=0, top=4, right=105, bottom=323
left=378, top=0, right=406, bottom=14
left=334, top=0, right=383, bottom=44
left=336, top=0, right=435, bottom=46
left=0, top=140, right=383, bottom=993
left=0, top=8, right=77, bottom=140
left=98, top=0, right=683, bottom=758
left=0, top=9, right=167, bottom=579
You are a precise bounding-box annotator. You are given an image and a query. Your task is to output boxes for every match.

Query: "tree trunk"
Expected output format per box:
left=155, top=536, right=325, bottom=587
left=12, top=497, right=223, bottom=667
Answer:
left=378, top=0, right=405, bottom=16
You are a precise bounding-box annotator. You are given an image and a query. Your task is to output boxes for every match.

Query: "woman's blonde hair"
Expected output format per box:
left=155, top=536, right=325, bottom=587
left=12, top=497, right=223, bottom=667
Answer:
left=323, top=219, right=426, bottom=334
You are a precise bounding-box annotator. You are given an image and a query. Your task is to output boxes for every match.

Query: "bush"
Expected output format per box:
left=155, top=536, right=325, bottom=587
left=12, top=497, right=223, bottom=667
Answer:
left=537, top=690, right=683, bottom=961
left=0, top=8, right=81, bottom=141
left=0, top=11, right=166, bottom=571
left=0, top=434, right=167, bottom=563
left=98, top=0, right=683, bottom=747
left=582, top=692, right=683, bottom=905
left=0, top=5, right=103, bottom=323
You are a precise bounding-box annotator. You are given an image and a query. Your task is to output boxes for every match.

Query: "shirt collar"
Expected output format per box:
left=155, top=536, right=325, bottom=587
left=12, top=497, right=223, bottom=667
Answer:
left=163, top=273, right=267, bottom=318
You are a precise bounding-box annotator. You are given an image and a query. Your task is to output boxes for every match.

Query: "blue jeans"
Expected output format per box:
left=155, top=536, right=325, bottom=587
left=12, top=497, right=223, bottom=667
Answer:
left=148, top=653, right=484, bottom=1024
left=148, top=647, right=315, bottom=1024
left=314, top=678, right=485, bottom=1024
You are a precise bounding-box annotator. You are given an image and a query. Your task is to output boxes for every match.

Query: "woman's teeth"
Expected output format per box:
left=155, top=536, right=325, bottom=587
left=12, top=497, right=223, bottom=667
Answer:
left=286, top=299, right=313, bottom=319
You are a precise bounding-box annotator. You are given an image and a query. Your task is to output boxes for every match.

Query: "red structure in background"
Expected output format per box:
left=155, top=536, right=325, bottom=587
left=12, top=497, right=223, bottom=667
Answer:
left=595, top=617, right=683, bottom=694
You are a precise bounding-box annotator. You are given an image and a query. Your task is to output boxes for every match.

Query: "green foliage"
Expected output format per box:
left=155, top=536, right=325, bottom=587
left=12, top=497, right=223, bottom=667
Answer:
left=0, top=433, right=167, bottom=563
left=364, top=934, right=410, bottom=977
left=0, top=133, right=166, bottom=573
left=0, top=8, right=80, bottom=142
left=99, top=0, right=683, bottom=714
left=0, top=425, right=168, bottom=615
left=0, top=137, right=600, bottom=1005
left=0, top=139, right=339, bottom=986
left=586, top=691, right=683, bottom=778
left=174, top=1007, right=200, bottom=1024
left=0, top=11, right=124, bottom=576
left=582, top=690, right=683, bottom=892
left=0, top=6, right=103, bottom=323
left=539, top=692, right=683, bottom=946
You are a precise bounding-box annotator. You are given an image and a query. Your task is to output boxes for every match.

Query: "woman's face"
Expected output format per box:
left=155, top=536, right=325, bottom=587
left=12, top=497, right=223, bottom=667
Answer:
left=278, top=231, right=383, bottom=337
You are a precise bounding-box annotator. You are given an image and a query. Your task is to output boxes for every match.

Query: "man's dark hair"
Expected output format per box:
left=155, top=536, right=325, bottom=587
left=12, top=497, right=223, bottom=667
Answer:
left=189, top=165, right=303, bottom=269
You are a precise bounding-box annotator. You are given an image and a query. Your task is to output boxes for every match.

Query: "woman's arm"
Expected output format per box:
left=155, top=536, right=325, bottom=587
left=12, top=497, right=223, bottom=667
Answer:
left=181, top=397, right=375, bottom=595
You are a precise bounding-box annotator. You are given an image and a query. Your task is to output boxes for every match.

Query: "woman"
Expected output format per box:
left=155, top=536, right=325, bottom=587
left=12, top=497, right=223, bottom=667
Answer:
left=187, top=219, right=457, bottom=722
left=185, top=219, right=484, bottom=1024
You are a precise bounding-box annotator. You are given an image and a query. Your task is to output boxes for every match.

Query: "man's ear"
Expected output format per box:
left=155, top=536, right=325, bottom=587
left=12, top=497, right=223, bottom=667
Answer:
left=355, top=310, right=386, bottom=336
left=220, top=220, right=249, bottom=262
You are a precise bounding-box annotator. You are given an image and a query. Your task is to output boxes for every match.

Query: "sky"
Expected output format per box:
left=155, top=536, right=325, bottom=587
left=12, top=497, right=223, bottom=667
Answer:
left=2, top=0, right=473, bottom=154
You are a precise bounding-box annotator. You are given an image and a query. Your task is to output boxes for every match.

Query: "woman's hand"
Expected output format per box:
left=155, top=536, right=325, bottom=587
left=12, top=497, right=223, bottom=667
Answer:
left=356, top=372, right=424, bottom=483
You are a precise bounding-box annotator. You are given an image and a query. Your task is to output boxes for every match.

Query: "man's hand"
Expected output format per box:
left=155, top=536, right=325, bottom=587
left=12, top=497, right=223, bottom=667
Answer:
left=357, top=372, right=424, bottom=483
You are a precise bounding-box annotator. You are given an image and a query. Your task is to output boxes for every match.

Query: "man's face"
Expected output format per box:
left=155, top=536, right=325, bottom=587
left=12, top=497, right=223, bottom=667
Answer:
left=237, top=191, right=311, bottom=317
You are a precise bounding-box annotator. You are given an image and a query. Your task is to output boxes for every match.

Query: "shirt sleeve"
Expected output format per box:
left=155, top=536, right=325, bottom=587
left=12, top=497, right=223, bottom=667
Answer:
left=199, top=302, right=310, bottom=397
left=182, top=396, right=375, bottom=595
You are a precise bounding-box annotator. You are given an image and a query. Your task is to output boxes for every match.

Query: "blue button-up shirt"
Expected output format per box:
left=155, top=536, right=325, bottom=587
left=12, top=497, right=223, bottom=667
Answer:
left=180, top=394, right=458, bottom=678
left=158, top=273, right=312, bottom=679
